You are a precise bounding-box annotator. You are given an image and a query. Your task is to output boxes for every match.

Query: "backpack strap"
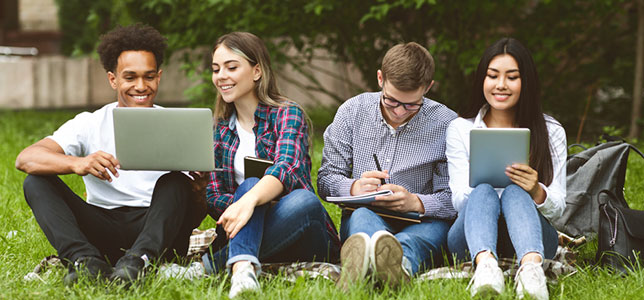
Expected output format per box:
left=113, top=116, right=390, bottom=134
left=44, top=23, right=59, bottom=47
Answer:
left=628, top=144, right=644, bottom=160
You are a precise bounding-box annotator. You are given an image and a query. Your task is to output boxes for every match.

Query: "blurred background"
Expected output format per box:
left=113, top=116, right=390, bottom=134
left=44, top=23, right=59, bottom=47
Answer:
left=1, top=0, right=642, bottom=142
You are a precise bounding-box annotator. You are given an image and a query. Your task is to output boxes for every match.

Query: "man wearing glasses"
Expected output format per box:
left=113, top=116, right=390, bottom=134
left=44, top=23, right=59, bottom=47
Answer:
left=317, top=42, right=457, bottom=288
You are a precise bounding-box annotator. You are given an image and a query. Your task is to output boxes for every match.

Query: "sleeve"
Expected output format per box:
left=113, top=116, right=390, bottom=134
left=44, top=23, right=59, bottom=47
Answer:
left=445, top=119, right=473, bottom=212
left=205, top=123, right=234, bottom=219
left=263, top=105, right=313, bottom=192
left=417, top=157, right=456, bottom=219
left=535, top=123, right=567, bottom=220
left=48, top=112, right=92, bottom=157
left=317, top=102, right=357, bottom=199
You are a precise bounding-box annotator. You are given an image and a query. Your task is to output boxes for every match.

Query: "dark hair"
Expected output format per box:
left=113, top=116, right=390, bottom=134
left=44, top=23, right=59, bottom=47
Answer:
left=461, top=37, right=553, bottom=185
left=97, top=23, right=167, bottom=73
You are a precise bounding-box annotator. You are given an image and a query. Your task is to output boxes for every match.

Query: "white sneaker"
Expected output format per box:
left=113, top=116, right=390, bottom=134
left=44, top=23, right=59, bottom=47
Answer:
left=369, top=230, right=410, bottom=287
left=228, top=261, right=260, bottom=298
left=515, top=261, right=549, bottom=300
left=468, top=257, right=505, bottom=297
left=337, top=232, right=371, bottom=289
left=159, top=262, right=205, bottom=280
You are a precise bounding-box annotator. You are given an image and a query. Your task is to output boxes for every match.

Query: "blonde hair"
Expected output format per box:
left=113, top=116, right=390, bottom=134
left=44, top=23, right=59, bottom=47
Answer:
left=381, top=42, right=435, bottom=91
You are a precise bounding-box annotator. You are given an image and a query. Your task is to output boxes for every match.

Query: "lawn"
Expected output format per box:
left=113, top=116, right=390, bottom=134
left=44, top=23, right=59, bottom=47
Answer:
left=1, top=108, right=643, bottom=299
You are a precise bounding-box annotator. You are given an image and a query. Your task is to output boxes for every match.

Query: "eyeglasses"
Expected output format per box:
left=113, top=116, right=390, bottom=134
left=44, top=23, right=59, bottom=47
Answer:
left=381, top=90, right=423, bottom=111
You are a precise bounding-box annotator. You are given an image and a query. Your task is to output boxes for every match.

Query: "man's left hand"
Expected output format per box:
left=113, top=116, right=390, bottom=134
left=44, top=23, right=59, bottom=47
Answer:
left=370, top=184, right=424, bottom=213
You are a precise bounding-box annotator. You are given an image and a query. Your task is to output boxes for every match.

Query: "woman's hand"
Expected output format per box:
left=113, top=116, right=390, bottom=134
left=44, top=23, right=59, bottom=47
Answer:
left=217, top=195, right=258, bottom=239
left=505, top=163, right=545, bottom=204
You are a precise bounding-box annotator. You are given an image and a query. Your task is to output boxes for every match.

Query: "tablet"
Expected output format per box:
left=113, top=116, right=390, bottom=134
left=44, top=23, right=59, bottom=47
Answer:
left=113, top=107, right=215, bottom=171
left=469, top=128, right=530, bottom=188
left=244, top=156, right=274, bottom=179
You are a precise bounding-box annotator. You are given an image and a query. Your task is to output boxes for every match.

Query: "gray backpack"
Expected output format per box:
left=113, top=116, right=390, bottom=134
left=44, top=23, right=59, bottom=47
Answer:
left=553, top=141, right=644, bottom=237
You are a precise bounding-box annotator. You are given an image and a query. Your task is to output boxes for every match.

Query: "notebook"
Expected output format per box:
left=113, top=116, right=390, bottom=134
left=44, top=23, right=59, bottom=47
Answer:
left=244, top=156, right=274, bottom=179
left=469, top=128, right=530, bottom=188
left=113, top=107, right=215, bottom=171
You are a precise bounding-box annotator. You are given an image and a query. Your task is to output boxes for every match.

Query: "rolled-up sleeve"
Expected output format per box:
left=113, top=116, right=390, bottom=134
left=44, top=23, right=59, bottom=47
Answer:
left=264, top=105, right=312, bottom=192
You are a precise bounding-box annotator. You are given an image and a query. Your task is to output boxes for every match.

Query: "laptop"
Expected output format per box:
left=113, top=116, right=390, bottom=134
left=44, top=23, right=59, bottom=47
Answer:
left=113, top=107, right=215, bottom=171
left=469, top=128, right=530, bottom=188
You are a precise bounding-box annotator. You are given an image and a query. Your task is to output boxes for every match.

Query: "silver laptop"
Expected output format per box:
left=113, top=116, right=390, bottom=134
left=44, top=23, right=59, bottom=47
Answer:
left=113, top=107, right=215, bottom=171
left=469, top=128, right=530, bottom=188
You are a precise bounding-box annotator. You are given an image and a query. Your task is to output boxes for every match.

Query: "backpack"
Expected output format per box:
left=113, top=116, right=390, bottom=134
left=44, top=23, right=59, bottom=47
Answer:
left=552, top=140, right=644, bottom=238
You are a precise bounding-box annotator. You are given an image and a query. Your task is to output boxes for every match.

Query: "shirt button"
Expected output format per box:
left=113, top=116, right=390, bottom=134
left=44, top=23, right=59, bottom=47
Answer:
left=386, top=159, right=391, bottom=162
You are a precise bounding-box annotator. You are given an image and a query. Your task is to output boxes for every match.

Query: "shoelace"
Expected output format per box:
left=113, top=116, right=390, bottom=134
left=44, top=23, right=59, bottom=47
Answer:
left=515, top=262, right=542, bottom=286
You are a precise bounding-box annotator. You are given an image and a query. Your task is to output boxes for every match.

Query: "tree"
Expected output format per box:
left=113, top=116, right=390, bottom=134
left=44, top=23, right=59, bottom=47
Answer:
left=56, top=0, right=638, bottom=141
left=629, top=0, right=644, bottom=139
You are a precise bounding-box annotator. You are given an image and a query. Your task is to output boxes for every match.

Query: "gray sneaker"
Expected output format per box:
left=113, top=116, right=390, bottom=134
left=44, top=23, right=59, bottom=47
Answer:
left=337, top=232, right=371, bottom=290
left=468, top=257, right=505, bottom=297
left=228, top=261, right=260, bottom=298
left=515, top=261, right=549, bottom=300
left=369, top=230, right=410, bottom=286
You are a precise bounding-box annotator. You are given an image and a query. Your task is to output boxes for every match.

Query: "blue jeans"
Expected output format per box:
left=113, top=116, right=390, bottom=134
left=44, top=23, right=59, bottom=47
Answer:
left=203, top=178, right=340, bottom=273
left=340, top=207, right=451, bottom=275
left=447, top=184, right=558, bottom=264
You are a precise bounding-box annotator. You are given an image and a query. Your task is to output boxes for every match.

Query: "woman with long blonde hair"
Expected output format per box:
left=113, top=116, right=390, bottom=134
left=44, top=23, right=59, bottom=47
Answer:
left=203, top=32, right=340, bottom=298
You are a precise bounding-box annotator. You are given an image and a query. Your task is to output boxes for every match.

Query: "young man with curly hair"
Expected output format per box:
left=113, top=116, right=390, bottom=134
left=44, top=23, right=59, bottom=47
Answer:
left=15, top=24, right=205, bottom=285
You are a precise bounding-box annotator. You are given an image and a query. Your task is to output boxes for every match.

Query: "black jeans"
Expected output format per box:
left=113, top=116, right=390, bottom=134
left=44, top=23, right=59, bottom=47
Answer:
left=23, top=172, right=205, bottom=265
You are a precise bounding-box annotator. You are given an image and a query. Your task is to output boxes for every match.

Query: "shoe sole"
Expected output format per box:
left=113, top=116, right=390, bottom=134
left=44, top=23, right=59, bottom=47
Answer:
left=337, top=233, right=370, bottom=289
left=370, top=231, right=408, bottom=286
left=471, top=284, right=503, bottom=298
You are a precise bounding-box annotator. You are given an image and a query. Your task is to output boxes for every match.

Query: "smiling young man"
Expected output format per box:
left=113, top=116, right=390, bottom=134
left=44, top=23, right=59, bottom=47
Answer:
left=15, top=24, right=205, bottom=285
left=317, top=42, right=457, bottom=288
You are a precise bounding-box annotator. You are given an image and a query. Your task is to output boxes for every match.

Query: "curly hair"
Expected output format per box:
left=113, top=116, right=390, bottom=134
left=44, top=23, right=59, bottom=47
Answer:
left=97, top=23, right=167, bottom=73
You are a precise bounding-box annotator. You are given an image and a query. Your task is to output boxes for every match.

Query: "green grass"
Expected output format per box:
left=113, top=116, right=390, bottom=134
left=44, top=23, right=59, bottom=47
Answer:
left=1, top=109, right=644, bottom=299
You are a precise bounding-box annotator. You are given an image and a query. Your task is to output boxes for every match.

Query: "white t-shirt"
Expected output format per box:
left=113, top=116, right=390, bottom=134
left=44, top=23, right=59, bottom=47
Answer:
left=48, top=102, right=167, bottom=209
left=233, top=117, right=256, bottom=185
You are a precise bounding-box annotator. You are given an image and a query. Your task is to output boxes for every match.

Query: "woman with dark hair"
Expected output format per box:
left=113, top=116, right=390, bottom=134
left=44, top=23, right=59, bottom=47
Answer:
left=203, top=32, right=340, bottom=297
left=446, top=38, right=566, bottom=300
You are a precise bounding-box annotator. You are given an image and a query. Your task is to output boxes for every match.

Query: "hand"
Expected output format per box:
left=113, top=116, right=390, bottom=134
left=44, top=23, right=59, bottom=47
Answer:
left=217, top=195, right=257, bottom=239
left=188, top=171, right=209, bottom=195
left=350, top=170, right=389, bottom=196
left=71, top=151, right=119, bottom=182
left=370, top=184, right=424, bottom=213
left=505, top=163, right=545, bottom=203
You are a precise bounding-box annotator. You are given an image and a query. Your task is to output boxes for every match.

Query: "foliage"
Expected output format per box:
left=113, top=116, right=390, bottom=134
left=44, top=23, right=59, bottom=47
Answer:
left=55, top=0, right=639, bottom=141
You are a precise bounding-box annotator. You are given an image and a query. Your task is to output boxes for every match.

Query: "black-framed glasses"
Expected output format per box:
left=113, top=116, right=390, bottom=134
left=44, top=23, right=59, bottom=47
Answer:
left=381, top=91, right=423, bottom=111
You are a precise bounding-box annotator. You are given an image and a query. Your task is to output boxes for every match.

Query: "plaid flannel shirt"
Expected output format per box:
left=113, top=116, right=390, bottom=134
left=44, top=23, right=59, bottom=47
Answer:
left=206, top=102, right=314, bottom=217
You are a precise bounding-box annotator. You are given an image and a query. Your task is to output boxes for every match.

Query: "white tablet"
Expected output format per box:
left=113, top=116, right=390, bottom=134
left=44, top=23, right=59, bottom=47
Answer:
left=113, top=107, right=215, bottom=171
left=469, top=128, right=530, bottom=188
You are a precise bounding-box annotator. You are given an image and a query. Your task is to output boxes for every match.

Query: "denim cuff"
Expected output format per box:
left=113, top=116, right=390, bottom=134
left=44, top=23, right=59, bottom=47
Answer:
left=516, top=249, right=544, bottom=265
left=470, top=249, right=499, bottom=266
left=226, top=254, right=261, bottom=275
left=202, top=253, right=216, bottom=275
left=402, top=256, right=414, bottom=276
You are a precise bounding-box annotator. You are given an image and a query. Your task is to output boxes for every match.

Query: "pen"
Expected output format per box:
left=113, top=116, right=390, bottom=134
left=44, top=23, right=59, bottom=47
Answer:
left=372, top=154, right=387, bottom=185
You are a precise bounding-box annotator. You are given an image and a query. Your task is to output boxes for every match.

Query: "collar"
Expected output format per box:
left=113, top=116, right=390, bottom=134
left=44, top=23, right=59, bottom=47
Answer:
left=227, top=102, right=271, bottom=130
left=472, top=104, right=490, bottom=128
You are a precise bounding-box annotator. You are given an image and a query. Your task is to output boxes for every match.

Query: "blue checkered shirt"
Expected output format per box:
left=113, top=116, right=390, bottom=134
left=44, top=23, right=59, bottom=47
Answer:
left=317, top=92, right=458, bottom=219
